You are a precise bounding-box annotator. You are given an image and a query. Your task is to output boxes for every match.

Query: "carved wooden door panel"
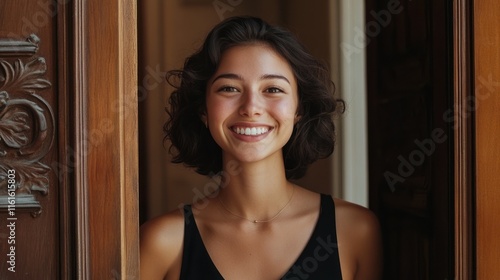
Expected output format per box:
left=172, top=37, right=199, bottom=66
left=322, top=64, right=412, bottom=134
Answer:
left=0, top=2, right=63, bottom=278
left=366, top=0, right=454, bottom=279
left=0, top=1, right=139, bottom=279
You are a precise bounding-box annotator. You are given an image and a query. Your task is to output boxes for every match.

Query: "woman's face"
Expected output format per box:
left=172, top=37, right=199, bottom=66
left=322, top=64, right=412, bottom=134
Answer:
left=205, top=43, right=299, bottom=164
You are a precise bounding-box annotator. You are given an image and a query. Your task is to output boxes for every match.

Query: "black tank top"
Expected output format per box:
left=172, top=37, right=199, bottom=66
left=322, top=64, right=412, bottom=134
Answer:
left=180, top=194, right=342, bottom=279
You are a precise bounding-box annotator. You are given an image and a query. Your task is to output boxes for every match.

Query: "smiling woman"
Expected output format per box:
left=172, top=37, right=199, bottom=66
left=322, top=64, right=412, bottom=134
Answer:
left=140, top=16, right=382, bottom=280
left=205, top=44, right=299, bottom=166
left=164, top=18, right=340, bottom=180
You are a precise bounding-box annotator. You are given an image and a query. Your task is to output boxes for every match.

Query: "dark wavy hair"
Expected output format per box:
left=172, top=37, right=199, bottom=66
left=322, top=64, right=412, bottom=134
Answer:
left=164, top=16, right=344, bottom=179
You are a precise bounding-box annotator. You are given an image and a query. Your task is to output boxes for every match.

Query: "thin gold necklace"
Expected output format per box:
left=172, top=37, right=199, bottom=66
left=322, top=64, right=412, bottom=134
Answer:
left=218, top=186, right=295, bottom=224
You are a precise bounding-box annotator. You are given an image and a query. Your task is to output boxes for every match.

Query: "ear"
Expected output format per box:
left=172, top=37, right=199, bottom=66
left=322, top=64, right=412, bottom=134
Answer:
left=294, top=114, right=301, bottom=124
left=200, top=113, right=208, bottom=127
left=294, top=104, right=303, bottom=124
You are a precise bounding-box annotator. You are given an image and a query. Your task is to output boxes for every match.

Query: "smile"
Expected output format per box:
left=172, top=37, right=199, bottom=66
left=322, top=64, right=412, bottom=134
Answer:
left=232, top=126, right=270, bottom=136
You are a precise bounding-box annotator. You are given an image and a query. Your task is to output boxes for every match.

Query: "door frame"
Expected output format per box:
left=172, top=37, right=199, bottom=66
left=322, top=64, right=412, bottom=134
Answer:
left=65, top=0, right=476, bottom=278
left=453, top=0, right=475, bottom=279
left=68, top=0, right=139, bottom=278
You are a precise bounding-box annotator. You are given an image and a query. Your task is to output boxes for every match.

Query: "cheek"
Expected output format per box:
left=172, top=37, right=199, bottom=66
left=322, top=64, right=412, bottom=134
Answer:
left=273, top=100, right=299, bottom=123
left=205, top=96, right=222, bottom=120
left=206, top=97, right=233, bottom=128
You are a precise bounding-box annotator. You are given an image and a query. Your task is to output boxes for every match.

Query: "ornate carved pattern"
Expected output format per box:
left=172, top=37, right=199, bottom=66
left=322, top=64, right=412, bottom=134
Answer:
left=0, top=34, right=39, bottom=57
left=0, top=35, right=54, bottom=217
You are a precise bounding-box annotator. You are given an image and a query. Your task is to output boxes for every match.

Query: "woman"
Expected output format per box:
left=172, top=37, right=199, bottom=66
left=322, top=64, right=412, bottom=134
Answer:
left=140, top=16, right=382, bottom=280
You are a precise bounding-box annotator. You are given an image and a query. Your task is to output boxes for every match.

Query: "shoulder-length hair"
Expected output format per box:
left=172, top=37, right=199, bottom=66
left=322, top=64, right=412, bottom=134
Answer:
left=164, top=16, right=344, bottom=179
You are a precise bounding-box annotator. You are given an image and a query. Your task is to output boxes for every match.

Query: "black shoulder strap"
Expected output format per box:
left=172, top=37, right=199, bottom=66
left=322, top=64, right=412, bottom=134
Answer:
left=179, top=204, right=224, bottom=280
left=282, top=194, right=342, bottom=279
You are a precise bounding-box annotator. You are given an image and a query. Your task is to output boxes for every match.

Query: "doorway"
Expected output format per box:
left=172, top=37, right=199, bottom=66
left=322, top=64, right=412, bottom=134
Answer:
left=137, top=1, right=457, bottom=279
left=137, top=0, right=345, bottom=222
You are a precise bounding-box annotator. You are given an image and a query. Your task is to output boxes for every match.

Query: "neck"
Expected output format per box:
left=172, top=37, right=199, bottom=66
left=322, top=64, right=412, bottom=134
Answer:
left=217, top=157, right=294, bottom=221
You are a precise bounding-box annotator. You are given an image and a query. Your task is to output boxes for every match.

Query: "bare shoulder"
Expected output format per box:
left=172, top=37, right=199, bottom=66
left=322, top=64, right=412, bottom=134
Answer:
left=140, top=208, right=185, bottom=280
left=333, top=198, right=383, bottom=280
left=333, top=198, right=380, bottom=235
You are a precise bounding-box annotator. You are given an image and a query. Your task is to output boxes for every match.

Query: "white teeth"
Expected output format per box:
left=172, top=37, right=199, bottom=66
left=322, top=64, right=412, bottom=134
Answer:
left=234, top=127, right=269, bottom=136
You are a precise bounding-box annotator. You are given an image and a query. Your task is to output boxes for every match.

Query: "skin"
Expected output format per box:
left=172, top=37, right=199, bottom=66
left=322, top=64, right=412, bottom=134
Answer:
left=140, top=44, right=383, bottom=279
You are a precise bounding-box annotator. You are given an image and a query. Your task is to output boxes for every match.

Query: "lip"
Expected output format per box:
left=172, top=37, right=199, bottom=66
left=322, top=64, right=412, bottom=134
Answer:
left=231, top=122, right=272, bottom=127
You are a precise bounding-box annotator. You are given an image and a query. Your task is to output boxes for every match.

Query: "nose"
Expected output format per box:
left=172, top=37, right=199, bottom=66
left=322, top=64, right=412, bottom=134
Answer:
left=239, top=90, right=263, bottom=117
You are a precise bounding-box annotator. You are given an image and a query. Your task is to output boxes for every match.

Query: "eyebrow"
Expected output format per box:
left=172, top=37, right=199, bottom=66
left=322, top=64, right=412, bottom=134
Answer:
left=211, top=73, right=291, bottom=85
left=261, top=74, right=290, bottom=84
left=211, top=73, right=243, bottom=84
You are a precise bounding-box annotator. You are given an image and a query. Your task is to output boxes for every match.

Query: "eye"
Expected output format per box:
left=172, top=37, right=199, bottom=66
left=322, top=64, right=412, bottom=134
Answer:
left=217, top=86, right=239, bottom=93
left=265, top=87, right=284, bottom=94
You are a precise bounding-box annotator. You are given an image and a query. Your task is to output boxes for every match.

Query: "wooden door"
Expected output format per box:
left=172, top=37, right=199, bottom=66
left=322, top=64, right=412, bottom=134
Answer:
left=474, top=0, right=500, bottom=278
left=0, top=1, right=138, bottom=279
left=0, top=1, right=63, bottom=277
left=366, top=0, right=454, bottom=278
